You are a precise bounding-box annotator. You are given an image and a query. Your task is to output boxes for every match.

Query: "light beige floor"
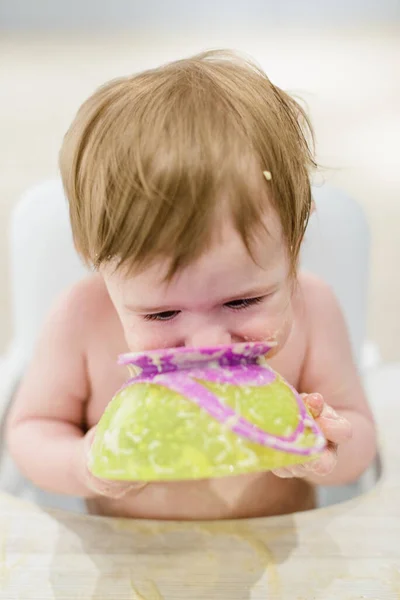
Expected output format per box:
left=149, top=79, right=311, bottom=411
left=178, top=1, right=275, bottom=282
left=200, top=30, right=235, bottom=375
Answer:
left=0, top=26, right=399, bottom=360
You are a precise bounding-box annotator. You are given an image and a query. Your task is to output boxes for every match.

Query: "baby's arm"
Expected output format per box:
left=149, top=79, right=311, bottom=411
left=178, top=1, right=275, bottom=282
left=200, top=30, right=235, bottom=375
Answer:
left=298, top=274, right=377, bottom=486
left=6, top=283, right=96, bottom=497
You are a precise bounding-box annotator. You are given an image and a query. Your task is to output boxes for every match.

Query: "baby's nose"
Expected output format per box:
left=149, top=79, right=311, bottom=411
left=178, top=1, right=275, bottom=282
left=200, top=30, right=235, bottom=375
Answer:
left=187, top=327, right=232, bottom=348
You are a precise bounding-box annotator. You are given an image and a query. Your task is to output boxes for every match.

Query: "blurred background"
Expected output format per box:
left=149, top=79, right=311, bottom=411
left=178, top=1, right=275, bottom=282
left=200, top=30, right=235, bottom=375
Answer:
left=0, top=0, right=399, bottom=360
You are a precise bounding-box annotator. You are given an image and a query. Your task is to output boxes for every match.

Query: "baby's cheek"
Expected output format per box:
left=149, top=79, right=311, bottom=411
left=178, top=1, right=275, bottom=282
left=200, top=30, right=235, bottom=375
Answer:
left=271, top=314, right=293, bottom=354
left=121, top=320, right=170, bottom=352
left=241, top=305, right=293, bottom=352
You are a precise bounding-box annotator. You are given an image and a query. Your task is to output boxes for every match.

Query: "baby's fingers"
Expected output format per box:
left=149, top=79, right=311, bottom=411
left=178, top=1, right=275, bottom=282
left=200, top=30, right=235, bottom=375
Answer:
left=318, top=407, right=353, bottom=445
left=87, top=476, right=144, bottom=500
left=307, top=444, right=338, bottom=476
left=271, top=467, right=294, bottom=479
left=272, top=443, right=339, bottom=480
left=272, top=464, right=309, bottom=479
left=83, top=427, right=145, bottom=499
left=303, top=393, right=324, bottom=419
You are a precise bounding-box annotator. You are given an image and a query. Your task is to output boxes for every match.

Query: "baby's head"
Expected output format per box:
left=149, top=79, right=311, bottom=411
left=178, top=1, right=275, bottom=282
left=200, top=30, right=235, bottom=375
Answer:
left=60, top=50, right=316, bottom=352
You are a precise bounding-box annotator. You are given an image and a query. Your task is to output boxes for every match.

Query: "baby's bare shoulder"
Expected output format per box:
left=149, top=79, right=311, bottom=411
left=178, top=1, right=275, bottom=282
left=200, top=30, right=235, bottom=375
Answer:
left=297, top=271, right=336, bottom=306
left=46, top=274, right=111, bottom=339
left=296, top=270, right=343, bottom=331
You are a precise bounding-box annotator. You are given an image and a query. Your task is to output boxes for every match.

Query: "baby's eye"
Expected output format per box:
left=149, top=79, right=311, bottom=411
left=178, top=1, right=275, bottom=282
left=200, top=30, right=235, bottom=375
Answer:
left=143, top=310, right=181, bottom=322
left=224, top=296, right=265, bottom=310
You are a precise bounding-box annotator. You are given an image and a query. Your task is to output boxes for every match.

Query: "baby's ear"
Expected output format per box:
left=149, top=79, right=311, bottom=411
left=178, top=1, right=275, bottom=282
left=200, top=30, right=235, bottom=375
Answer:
left=310, top=198, right=316, bottom=214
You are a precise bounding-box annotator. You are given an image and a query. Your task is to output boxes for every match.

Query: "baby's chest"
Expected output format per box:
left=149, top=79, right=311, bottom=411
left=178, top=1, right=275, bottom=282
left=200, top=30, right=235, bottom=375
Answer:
left=268, top=348, right=304, bottom=391
left=268, top=327, right=306, bottom=390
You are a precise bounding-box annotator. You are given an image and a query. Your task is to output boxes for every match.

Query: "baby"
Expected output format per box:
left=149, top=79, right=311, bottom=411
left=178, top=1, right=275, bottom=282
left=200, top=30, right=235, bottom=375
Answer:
left=6, top=51, right=377, bottom=520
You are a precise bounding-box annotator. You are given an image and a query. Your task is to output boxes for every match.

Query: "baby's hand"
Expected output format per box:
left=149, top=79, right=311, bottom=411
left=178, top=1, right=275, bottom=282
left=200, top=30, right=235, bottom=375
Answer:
left=272, top=393, right=352, bottom=480
left=79, top=427, right=145, bottom=499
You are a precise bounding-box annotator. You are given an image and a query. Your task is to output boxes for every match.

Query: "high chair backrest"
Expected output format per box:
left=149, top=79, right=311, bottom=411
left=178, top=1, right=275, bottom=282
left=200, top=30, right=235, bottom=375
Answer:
left=7, top=179, right=370, bottom=368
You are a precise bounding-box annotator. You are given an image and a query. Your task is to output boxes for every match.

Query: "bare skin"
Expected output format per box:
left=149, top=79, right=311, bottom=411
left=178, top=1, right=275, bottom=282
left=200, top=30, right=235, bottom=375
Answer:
left=6, top=213, right=377, bottom=520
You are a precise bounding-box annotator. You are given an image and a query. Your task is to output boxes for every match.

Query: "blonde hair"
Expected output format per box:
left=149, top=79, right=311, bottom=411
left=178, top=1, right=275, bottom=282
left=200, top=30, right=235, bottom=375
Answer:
left=59, top=50, right=316, bottom=279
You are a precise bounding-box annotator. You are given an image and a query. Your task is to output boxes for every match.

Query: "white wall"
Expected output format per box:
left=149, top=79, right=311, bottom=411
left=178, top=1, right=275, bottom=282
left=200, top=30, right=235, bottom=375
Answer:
left=0, top=0, right=399, bottom=30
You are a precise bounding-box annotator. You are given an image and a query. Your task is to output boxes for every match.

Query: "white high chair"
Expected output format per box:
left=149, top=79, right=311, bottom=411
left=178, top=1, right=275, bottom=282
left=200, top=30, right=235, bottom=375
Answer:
left=0, top=179, right=381, bottom=512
